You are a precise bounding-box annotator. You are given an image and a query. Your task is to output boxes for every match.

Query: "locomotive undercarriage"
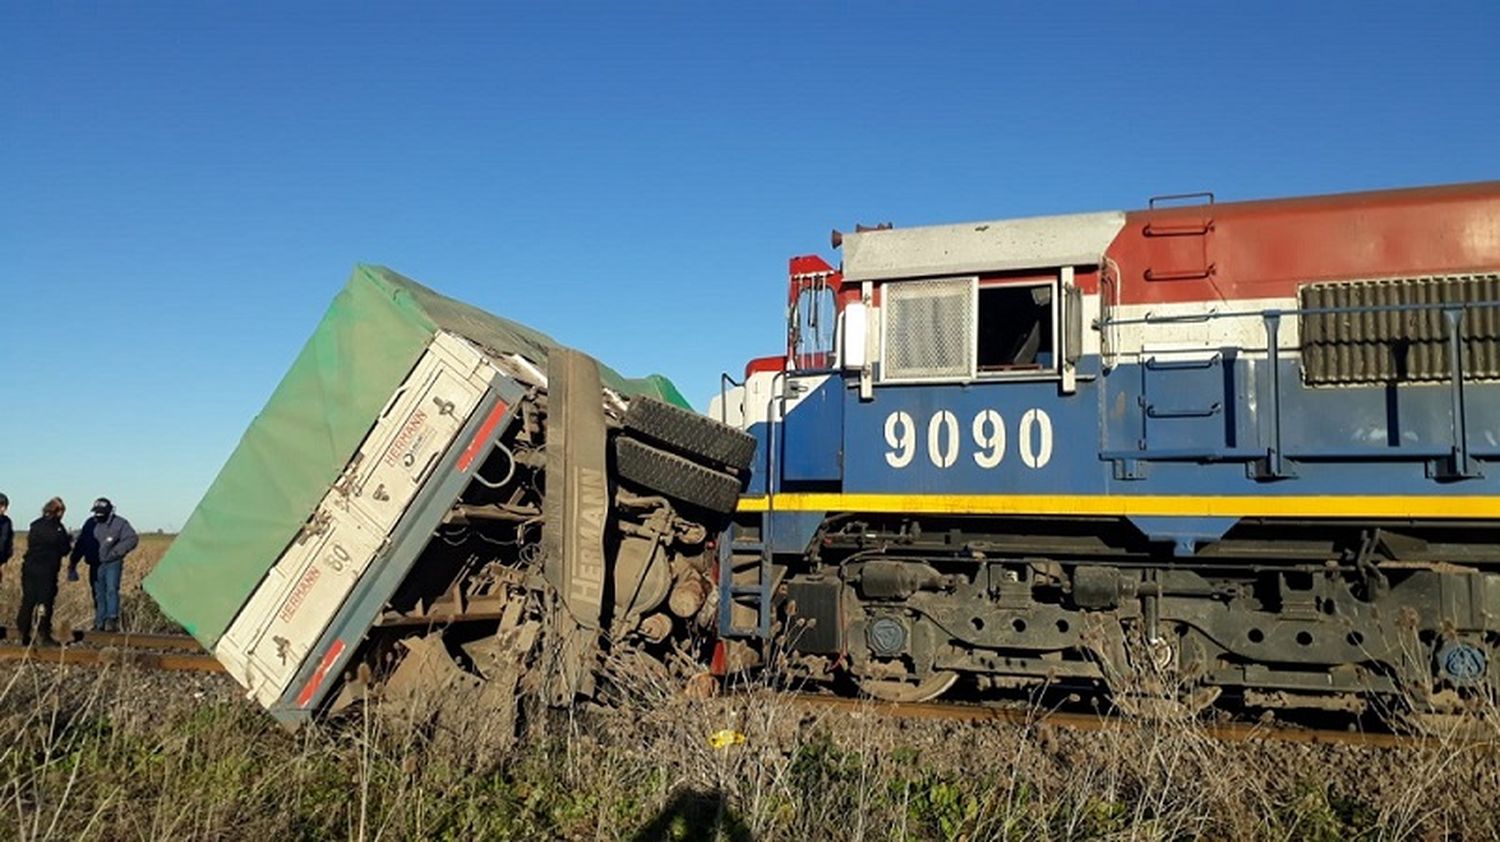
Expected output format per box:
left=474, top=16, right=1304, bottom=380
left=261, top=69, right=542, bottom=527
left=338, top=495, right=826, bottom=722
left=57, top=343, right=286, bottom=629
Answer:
left=764, top=515, right=1500, bottom=725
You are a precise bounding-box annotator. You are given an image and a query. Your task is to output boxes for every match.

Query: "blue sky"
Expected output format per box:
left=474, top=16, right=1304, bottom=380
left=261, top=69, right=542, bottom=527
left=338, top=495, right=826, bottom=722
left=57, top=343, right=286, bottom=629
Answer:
left=2, top=2, right=1498, bottom=530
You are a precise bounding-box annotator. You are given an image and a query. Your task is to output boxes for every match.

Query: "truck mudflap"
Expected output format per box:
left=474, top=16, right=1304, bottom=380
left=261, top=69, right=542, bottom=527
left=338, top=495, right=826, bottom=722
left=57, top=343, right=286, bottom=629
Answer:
left=540, top=347, right=610, bottom=702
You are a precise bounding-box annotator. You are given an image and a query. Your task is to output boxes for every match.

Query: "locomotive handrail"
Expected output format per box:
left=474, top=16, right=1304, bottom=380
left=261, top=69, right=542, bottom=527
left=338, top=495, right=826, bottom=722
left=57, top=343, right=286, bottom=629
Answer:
left=760, top=368, right=791, bottom=638
left=718, top=372, right=742, bottom=425
left=1096, top=296, right=1496, bottom=480
left=767, top=370, right=788, bottom=494
left=1096, top=298, right=1500, bottom=329
left=1264, top=313, right=1287, bottom=477
left=1148, top=191, right=1215, bottom=209
left=1145, top=401, right=1222, bottom=419
left=1144, top=353, right=1223, bottom=370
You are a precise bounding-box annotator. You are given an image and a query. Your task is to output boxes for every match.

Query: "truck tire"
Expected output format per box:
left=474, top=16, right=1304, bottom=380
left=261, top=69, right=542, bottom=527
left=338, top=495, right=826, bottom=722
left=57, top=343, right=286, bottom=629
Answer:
left=623, top=397, right=757, bottom=473
left=615, top=437, right=743, bottom=515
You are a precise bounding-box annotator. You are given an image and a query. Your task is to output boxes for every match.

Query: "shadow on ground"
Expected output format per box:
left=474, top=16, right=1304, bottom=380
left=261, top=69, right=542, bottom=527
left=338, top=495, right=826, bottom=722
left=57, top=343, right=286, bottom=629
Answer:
left=630, top=788, right=753, bottom=842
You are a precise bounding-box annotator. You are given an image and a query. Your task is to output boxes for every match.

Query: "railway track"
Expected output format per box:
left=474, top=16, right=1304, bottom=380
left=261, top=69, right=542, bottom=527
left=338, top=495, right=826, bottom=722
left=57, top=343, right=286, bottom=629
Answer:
left=0, top=628, right=1488, bottom=749
left=786, top=693, right=1427, bottom=750
left=0, top=626, right=223, bottom=672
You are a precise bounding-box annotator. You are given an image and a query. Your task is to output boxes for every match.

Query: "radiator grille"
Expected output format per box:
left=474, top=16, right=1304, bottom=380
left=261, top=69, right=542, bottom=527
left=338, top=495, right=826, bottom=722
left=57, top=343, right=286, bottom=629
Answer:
left=882, top=278, right=973, bottom=380
left=1300, top=274, right=1500, bottom=386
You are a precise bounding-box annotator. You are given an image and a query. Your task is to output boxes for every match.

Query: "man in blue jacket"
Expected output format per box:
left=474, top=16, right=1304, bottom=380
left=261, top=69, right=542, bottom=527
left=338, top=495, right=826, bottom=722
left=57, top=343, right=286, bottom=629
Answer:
left=82, top=498, right=136, bottom=632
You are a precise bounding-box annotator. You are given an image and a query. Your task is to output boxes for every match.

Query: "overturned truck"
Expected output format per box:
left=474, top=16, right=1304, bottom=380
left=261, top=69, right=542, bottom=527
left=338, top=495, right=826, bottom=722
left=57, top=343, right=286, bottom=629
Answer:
left=144, top=266, right=754, bottom=727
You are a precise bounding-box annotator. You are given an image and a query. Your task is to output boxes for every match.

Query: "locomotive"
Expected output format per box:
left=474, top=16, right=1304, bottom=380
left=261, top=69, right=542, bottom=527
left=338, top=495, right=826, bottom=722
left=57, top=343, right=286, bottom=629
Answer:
left=708, top=181, right=1500, bottom=724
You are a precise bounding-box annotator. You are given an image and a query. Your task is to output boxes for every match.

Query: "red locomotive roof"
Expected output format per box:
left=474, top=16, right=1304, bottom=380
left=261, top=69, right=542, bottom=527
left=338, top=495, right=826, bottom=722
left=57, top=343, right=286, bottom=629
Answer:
left=1107, top=181, right=1500, bottom=306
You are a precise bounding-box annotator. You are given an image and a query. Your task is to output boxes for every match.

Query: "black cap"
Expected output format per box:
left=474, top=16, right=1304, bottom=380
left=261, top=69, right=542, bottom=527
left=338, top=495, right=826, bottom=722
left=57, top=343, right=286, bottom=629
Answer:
left=92, top=498, right=112, bottom=514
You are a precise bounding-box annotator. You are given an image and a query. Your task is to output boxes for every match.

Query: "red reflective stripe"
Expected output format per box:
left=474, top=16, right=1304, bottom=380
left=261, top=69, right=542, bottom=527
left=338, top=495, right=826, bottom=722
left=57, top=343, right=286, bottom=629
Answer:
left=709, top=639, right=727, bottom=676
left=296, top=639, right=346, bottom=708
left=456, top=400, right=510, bottom=471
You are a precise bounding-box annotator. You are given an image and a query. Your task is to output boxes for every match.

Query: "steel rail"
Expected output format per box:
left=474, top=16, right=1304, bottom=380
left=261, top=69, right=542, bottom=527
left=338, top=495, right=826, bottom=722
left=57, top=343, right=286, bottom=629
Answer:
left=0, top=625, right=207, bottom=652
left=0, top=625, right=220, bottom=671
left=59, top=627, right=208, bottom=651
left=786, top=693, right=1484, bottom=751
left=0, top=643, right=223, bottom=672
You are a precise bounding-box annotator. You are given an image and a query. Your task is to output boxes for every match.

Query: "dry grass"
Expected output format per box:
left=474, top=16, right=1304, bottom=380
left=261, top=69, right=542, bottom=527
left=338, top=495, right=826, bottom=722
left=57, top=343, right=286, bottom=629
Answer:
left=4, top=660, right=1500, bottom=841
left=4, top=538, right=1500, bottom=840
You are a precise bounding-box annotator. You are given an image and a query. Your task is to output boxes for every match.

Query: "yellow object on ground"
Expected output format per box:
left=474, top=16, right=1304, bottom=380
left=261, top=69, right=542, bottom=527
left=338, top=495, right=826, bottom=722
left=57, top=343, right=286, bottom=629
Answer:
left=708, top=729, right=745, bottom=749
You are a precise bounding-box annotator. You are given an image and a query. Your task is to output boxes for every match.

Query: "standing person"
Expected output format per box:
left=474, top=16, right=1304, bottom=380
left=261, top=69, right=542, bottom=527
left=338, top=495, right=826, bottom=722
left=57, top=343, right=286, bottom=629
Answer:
left=0, top=493, right=13, bottom=581
left=68, top=513, right=102, bottom=621
left=18, top=497, right=71, bottom=646
left=87, top=498, right=136, bottom=632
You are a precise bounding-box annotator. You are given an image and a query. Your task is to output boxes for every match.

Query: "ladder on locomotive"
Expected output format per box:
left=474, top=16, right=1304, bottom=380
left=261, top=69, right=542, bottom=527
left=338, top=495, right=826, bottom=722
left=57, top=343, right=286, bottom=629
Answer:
left=719, top=517, right=774, bottom=639
left=716, top=372, right=781, bottom=641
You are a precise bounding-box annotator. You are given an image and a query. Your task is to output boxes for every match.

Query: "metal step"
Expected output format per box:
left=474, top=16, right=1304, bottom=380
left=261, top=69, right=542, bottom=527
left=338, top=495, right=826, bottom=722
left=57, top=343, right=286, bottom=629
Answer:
left=718, top=541, right=772, bottom=638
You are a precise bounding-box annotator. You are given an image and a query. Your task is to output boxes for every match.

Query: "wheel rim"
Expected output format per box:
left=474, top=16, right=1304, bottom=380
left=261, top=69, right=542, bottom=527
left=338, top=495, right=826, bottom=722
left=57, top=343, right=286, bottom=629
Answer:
left=859, top=670, right=959, bottom=703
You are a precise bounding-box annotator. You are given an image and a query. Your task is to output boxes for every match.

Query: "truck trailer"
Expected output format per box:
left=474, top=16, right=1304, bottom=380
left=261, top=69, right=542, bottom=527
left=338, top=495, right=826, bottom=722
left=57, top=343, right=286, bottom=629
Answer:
left=145, top=265, right=753, bottom=726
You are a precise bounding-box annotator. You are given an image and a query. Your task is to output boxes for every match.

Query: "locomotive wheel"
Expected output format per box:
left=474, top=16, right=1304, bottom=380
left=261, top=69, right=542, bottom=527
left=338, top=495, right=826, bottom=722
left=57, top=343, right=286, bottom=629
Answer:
left=858, top=670, right=959, bottom=703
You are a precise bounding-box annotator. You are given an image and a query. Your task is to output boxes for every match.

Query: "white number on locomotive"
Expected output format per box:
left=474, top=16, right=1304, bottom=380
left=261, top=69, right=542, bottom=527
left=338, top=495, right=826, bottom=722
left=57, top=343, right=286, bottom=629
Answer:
left=883, top=409, right=1053, bottom=470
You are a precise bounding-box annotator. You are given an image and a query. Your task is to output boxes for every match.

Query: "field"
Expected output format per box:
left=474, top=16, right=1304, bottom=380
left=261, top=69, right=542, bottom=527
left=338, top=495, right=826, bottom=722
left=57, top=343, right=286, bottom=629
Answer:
left=3, top=536, right=1500, bottom=840
left=0, top=533, right=176, bottom=639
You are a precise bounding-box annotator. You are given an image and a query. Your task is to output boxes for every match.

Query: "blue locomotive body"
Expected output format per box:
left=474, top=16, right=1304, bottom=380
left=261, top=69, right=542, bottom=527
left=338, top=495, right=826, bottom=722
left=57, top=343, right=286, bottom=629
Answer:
left=742, top=353, right=1500, bottom=543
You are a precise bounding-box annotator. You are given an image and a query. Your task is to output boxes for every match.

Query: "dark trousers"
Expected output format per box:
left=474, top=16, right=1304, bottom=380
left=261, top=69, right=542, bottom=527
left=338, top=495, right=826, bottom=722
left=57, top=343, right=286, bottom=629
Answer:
left=17, top=562, right=59, bottom=643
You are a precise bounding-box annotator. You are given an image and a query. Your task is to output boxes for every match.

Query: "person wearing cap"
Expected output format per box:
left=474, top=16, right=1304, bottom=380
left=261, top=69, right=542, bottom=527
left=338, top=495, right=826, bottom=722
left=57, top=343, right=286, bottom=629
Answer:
left=0, top=493, right=13, bottom=580
left=18, top=497, right=71, bottom=646
left=85, top=498, right=136, bottom=633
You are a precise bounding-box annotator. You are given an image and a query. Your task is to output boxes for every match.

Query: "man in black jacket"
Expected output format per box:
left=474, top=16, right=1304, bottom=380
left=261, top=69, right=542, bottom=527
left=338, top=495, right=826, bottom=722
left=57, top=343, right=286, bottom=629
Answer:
left=0, top=493, right=13, bottom=575
left=68, top=515, right=101, bottom=619
left=19, top=497, right=71, bottom=646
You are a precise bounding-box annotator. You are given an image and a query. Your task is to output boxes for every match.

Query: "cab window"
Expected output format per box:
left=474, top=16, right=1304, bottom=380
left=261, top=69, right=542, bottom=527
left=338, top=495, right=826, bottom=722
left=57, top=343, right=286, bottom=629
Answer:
left=977, top=283, right=1054, bottom=373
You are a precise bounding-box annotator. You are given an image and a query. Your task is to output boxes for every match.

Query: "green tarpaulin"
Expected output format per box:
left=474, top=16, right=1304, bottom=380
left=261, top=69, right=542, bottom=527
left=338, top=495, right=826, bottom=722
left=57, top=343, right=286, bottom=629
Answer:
left=144, top=265, right=689, bottom=647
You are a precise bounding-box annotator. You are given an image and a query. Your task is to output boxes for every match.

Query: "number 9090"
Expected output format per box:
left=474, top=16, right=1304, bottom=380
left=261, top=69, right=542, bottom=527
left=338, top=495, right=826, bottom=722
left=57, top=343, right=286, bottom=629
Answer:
left=883, top=409, right=1053, bottom=470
